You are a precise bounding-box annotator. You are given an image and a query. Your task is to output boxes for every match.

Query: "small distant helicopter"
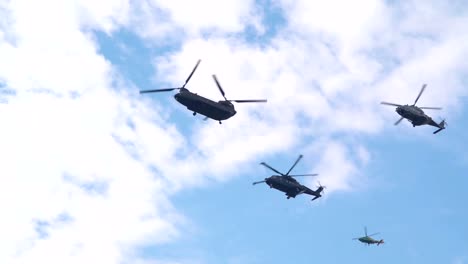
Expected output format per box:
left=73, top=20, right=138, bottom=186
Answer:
left=140, top=60, right=267, bottom=124
left=381, top=84, right=446, bottom=134
left=353, top=227, right=384, bottom=246
left=253, top=155, right=325, bottom=201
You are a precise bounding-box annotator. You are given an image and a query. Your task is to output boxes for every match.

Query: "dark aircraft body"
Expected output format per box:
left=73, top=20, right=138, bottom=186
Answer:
left=140, top=60, right=266, bottom=124
left=395, top=104, right=445, bottom=130
left=174, top=88, right=236, bottom=121
left=264, top=175, right=324, bottom=200
left=381, top=84, right=446, bottom=134
left=253, top=155, right=325, bottom=201
left=357, top=236, right=384, bottom=246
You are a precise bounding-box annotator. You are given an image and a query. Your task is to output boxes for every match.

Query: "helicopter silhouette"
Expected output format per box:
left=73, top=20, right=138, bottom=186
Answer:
left=140, top=60, right=267, bottom=124
left=353, top=227, right=384, bottom=246
left=381, top=84, right=446, bottom=134
left=253, top=154, right=325, bottom=201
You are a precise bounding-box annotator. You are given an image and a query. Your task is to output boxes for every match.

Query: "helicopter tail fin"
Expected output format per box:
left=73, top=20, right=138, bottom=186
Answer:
left=377, top=239, right=384, bottom=246
left=433, top=120, right=446, bottom=134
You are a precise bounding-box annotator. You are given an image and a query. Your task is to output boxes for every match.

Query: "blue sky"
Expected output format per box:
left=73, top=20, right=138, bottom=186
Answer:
left=94, top=2, right=468, bottom=263
left=0, top=0, right=468, bottom=263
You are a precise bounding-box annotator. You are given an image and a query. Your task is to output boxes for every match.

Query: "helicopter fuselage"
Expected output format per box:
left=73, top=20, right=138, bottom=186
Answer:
left=174, top=88, right=237, bottom=122
left=396, top=105, right=440, bottom=127
left=358, top=236, right=384, bottom=245
left=265, top=176, right=319, bottom=199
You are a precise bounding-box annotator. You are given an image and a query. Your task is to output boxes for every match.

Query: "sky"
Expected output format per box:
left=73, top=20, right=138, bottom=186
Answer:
left=0, top=0, right=467, bottom=263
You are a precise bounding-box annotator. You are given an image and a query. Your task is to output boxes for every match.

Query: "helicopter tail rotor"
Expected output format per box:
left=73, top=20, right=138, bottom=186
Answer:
left=311, top=181, right=326, bottom=201
left=377, top=239, right=385, bottom=245
left=433, top=118, right=447, bottom=134
left=440, top=118, right=447, bottom=128
left=317, top=181, right=326, bottom=194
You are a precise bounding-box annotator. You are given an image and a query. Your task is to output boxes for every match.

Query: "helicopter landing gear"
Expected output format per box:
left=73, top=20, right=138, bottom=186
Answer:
left=193, top=112, right=197, bottom=116
left=219, top=121, right=222, bottom=124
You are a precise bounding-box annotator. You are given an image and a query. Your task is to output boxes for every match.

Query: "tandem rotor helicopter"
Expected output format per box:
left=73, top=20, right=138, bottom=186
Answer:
left=381, top=84, right=446, bottom=134
left=253, top=155, right=325, bottom=201
left=353, top=227, right=384, bottom=246
left=140, top=60, right=267, bottom=124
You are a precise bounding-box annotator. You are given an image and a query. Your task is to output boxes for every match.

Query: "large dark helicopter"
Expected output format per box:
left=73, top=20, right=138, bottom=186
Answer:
left=381, top=84, right=446, bottom=134
left=352, top=227, right=384, bottom=246
left=253, top=155, right=325, bottom=201
left=140, top=60, right=267, bottom=124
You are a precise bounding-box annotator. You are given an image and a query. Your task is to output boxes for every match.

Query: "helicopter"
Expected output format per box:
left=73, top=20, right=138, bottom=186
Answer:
left=140, top=59, right=267, bottom=124
left=352, top=227, right=384, bottom=246
left=381, top=84, right=446, bottom=134
left=253, top=154, right=325, bottom=201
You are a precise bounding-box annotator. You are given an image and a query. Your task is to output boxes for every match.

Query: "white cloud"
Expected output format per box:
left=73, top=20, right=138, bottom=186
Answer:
left=0, top=1, right=187, bottom=263
left=148, top=0, right=468, bottom=193
left=1, top=0, right=468, bottom=263
left=309, top=140, right=360, bottom=193
left=76, top=0, right=131, bottom=33
left=104, top=0, right=262, bottom=41
left=151, top=0, right=259, bottom=34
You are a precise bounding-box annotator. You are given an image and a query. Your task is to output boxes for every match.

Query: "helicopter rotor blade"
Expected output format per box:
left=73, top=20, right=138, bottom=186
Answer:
left=230, top=99, right=268, bottom=103
left=140, top=88, right=180, bottom=94
left=365, top=226, right=368, bottom=236
left=413, top=83, right=427, bottom=106
left=260, top=162, right=284, bottom=176
left=394, top=117, right=404, bottom=125
left=368, top=232, right=380, bottom=237
left=285, top=155, right=303, bottom=176
left=182, top=59, right=201, bottom=88
left=381, top=102, right=402, bottom=107
left=212, top=75, right=227, bottom=100
left=419, top=106, right=442, bottom=110
left=252, top=180, right=266, bottom=185
left=289, top=174, right=319, bottom=177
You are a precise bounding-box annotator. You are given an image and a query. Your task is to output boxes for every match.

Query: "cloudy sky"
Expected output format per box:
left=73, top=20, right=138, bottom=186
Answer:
left=1, top=0, right=468, bottom=263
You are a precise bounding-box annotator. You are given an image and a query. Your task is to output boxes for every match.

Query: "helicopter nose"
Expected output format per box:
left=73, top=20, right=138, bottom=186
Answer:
left=174, top=93, right=180, bottom=101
